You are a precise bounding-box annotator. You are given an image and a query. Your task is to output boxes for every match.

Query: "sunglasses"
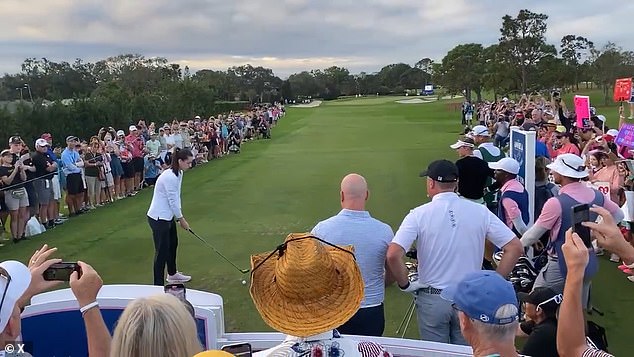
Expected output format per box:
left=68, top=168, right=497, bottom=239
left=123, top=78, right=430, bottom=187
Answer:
left=536, top=294, right=563, bottom=310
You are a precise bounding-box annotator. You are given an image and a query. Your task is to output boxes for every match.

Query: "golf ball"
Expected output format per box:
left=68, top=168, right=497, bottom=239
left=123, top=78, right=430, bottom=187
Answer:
left=241, top=280, right=247, bottom=285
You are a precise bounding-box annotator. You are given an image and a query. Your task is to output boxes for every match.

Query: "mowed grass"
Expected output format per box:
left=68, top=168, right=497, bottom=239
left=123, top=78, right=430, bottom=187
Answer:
left=0, top=93, right=631, bottom=355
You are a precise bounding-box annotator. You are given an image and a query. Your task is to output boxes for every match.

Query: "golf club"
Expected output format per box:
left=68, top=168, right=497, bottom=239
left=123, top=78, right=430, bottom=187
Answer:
left=187, top=229, right=250, bottom=274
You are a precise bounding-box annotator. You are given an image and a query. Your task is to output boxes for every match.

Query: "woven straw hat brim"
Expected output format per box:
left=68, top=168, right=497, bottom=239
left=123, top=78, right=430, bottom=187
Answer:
left=249, top=243, right=364, bottom=337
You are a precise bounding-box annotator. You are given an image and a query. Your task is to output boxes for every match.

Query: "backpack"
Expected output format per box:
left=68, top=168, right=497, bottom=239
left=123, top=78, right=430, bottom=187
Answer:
left=534, top=182, right=556, bottom=218
left=532, top=183, right=556, bottom=267
left=586, top=320, right=609, bottom=352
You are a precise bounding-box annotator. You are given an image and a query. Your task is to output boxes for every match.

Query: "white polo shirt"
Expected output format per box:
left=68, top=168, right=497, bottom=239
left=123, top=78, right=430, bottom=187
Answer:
left=392, top=192, right=514, bottom=289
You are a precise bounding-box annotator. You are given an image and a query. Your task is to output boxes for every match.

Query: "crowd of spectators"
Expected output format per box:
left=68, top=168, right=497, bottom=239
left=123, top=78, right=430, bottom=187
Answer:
left=0, top=104, right=284, bottom=245
left=1, top=93, right=631, bottom=356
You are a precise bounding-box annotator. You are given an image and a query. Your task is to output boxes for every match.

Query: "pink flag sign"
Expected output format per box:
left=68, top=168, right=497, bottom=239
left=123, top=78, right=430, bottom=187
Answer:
left=574, top=95, right=591, bottom=128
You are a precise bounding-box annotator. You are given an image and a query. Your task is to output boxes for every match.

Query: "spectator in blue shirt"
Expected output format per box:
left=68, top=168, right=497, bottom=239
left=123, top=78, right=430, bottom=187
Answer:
left=144, top=155, right=162, bottom=187
left=61, top=136, right=84, bottom=216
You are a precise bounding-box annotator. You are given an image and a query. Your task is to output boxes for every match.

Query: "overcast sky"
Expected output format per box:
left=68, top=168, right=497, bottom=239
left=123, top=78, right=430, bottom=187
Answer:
left=0, top=0, right=630, bottom=78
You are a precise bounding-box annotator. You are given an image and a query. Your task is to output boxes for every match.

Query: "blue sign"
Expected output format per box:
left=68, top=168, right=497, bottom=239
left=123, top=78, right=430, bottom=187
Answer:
left=510, top=129, right=536, bottom=224
left=511, top=131, right=527, bottom=187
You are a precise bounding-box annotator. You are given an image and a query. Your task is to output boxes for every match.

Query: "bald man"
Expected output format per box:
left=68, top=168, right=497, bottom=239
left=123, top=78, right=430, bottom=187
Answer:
left=311, top=173, right=395, bottom=336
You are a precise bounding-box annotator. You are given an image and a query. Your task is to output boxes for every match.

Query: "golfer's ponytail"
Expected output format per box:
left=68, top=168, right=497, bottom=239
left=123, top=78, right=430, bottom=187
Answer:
left=171, top=148, right=193, bottom=176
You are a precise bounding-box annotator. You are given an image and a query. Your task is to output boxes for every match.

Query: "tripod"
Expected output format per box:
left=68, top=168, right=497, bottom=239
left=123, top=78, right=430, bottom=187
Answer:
left=396, top=296, right=416, bottom=338
left=395, top=259, right=418, bottom=338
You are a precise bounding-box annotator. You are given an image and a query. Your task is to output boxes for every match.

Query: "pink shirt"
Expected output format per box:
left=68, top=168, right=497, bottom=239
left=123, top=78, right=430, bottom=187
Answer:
left=125, top=134, right=144, bottom=158
left=500, top=179, right=525, bottom=228
left=556, top=143, right=580, bottom=157
left=590, top=165, right=623, bottom=204
left=535, top=182, right=621, bottom=247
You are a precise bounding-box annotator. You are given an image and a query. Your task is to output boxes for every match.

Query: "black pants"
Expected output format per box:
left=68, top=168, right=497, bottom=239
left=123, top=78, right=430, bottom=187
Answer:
left=148, top=217, right=178, bottom=285
left=337, top=304, right=385, bottom=336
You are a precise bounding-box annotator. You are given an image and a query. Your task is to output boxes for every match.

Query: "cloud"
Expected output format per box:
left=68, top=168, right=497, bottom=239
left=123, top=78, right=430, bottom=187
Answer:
left=0, top=0, right=631, bottom=77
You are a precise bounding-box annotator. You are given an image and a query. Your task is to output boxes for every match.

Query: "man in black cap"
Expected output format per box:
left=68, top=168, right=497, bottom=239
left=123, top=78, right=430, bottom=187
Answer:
left=387, top=160, right=523, bottom=345
left=517, top=287, right=562, bottom=357
left=450, top=136, right=493, bottom=204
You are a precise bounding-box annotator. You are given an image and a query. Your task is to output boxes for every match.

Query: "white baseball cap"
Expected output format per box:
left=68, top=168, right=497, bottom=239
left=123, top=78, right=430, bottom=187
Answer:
left=116, top=130, right=125, bottom=136
left=489, top=157, right=520, bottom=175
left=471, top=125, right=490, bottom=137
left=547, top=153, right=588, bottom=179
left=607, top=129, right=619, bottom=137
left=0, top=261, right=31, bottom=331
left=129, top=125, right=137, bottom=132
left=450, top=137, right=476, bottom=149
left=35, top=138, right=49, bottom=147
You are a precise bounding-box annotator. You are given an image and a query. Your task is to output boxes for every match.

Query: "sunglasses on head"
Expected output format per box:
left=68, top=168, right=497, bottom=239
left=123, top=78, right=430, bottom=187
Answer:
left=536, top=294, right=563, bottom=310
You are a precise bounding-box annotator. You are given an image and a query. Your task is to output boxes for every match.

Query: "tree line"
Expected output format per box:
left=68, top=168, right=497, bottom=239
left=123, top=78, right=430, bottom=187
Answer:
left=1, top=9, right=632, bottom=143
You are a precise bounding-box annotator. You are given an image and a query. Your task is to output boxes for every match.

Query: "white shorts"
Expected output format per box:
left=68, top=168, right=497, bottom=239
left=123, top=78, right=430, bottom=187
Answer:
left=52, top=175, right=61, bottom=200
left=101, top=173, right=114, bottom=188
left=466, top=113, right=473, bottom=121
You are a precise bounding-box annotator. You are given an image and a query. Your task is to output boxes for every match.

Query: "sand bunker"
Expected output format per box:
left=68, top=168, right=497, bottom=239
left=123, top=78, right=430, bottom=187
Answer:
left=291, top=100, right=322, bottom=108
left=395, top=98, right=436, bottom=104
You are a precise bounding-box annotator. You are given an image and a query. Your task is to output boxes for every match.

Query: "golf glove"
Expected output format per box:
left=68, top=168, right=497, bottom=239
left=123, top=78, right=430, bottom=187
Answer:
left=399, top=279, right=424, bottom=293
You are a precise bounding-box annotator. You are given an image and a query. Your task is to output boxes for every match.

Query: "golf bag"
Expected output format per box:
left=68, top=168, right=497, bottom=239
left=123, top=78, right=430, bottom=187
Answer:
left=493, top=253, right=539, bottom=293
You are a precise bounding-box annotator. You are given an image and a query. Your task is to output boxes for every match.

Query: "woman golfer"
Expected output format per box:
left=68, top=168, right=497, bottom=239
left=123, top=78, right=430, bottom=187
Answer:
left=147, top=148, right=193, bottom=285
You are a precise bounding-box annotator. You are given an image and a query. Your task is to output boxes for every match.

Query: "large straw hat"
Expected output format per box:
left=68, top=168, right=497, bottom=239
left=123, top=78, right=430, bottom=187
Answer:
left=249, top=233, right=363, bottom=337
left=193, top=351, right=233, bottom=357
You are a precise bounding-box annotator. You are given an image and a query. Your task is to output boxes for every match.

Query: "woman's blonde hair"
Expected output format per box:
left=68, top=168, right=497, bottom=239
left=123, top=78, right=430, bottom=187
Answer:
left=110, top=294, right=202, bottom=357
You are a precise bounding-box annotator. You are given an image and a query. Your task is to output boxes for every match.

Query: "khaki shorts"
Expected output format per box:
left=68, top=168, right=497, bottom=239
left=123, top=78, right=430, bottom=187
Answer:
left=4, top=187, right=29, bottom=211
left=101, top=172, right=114, bottom=188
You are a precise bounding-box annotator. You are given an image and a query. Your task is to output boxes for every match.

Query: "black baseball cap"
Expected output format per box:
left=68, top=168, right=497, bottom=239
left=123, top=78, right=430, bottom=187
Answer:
left=8, top=136, right=22, bottom=145
left=518, top=287, right=562, bottom=312
left=419, top=160, right=459, bottom=182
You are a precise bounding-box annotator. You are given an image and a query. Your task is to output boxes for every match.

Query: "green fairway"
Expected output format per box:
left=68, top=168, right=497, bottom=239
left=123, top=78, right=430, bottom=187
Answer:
left=1, top=93, right=630, bottom=354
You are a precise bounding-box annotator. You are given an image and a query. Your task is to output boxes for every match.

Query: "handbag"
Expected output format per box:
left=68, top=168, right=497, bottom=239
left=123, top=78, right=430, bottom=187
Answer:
left=11, top=187, right=26, bottom=199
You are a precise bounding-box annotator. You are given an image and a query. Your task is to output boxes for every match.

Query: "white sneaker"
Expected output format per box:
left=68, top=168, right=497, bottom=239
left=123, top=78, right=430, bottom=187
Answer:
left=627, top=275, right=634, bottom=283
left=166, top=272, right=191, bottom=283
left=610, top=254, right=621, bottom=263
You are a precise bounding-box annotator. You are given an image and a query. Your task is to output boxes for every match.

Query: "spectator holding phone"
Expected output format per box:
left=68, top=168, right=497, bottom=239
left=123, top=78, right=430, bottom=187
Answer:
left=4, top=244, right=111, bottom=357
left=0, top=149, right=28, bottom=243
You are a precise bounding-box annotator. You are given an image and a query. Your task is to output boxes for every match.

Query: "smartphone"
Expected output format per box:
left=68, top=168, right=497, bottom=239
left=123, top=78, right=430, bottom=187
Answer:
left=164, top=283, right=186, bottom=301
left=43, top=262, right=81, bottom=281
left=571, top=204, right=592, bottom=248
left=221, top=343, right=253, bottom=357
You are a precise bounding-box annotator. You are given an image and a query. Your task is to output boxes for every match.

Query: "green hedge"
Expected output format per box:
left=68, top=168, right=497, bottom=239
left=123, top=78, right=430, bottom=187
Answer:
left=0, top=99, right=251, bottom=148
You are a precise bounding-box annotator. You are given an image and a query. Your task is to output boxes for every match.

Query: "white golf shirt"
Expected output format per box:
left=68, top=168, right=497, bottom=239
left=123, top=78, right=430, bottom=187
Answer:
left=392, top=192, right=514, bottom=289
left=147, top=169, right=183, bottom=221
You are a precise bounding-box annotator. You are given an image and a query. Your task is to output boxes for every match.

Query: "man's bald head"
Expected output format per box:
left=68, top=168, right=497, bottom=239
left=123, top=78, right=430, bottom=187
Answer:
left=340, top=174, right=368, bottom=209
